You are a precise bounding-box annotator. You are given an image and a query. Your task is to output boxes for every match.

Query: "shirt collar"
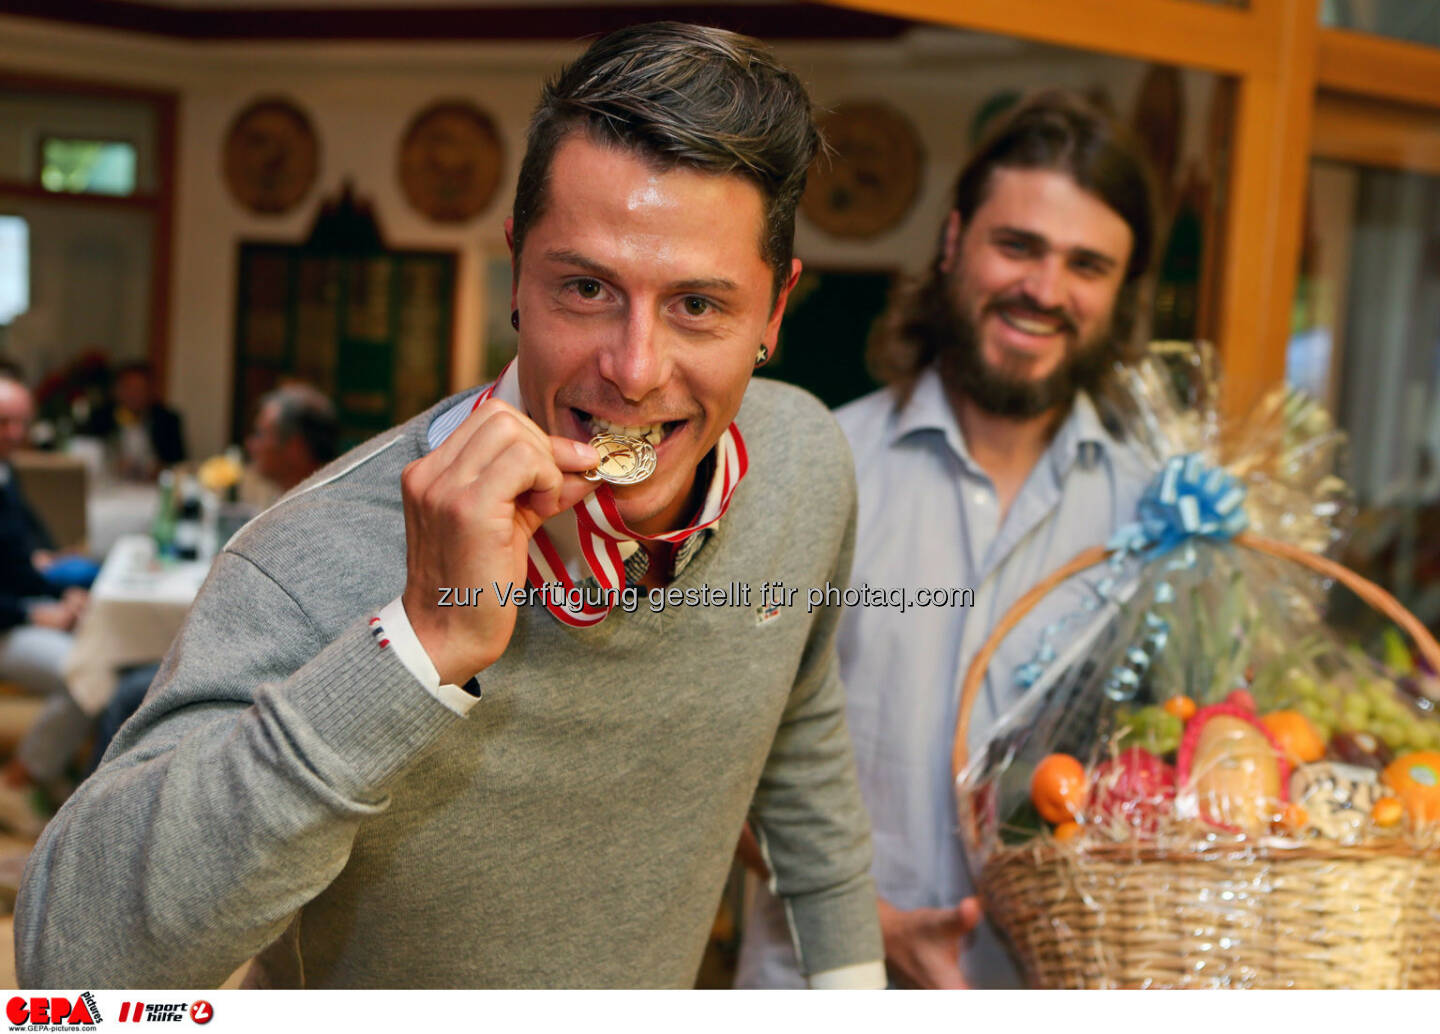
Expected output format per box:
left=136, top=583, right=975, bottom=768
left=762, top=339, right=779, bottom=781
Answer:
left=890, top=366, right=975, bottom=471
left=1049, top=389, right=1109, bottom=478
left=889, top=365, right=1110, bottom=476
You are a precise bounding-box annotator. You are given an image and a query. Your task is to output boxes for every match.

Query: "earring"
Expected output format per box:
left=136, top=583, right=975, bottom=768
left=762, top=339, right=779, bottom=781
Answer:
left=510, top=309, right=520, bottom=331
left=755, top=344, right=768, bottom=367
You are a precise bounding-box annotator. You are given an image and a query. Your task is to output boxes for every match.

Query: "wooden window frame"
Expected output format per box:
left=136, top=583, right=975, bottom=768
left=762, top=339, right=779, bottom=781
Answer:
left=0, top=72, right=177, bottom=390
left=824, top=0, right=1440, bottom=420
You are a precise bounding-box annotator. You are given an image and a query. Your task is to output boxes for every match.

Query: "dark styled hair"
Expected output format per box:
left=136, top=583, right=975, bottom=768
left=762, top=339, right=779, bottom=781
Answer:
left=511, top=21, right=820, bottom=300
left=870, top=89, right=1158, bottom=396
left=261, top=384, right=340, bottom=465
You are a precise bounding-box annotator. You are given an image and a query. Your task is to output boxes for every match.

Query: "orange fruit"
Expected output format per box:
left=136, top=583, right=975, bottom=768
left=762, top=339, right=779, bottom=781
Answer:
left=1276, top=802, right=1308, bottom=832
left=1372, top=796, right=1404, bottom=828
left=1031, top=754, right=1087, bottom=824
left=1382, top=752, right=1440, bottom=825
left=1261, top=710, right=1325, bottom=764
left=1163, top=695, right=1197, bottom=722
left=1053, top=821, right=1082, bottom=843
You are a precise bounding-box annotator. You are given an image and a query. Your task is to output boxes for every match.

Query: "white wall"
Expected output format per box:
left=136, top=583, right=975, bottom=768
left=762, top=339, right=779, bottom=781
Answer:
left=0, top=14, right=1221, bottom=458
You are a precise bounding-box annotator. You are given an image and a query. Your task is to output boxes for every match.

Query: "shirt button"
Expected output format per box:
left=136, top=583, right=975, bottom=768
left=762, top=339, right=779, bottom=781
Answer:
left=973, top=490, right=989, bottom=506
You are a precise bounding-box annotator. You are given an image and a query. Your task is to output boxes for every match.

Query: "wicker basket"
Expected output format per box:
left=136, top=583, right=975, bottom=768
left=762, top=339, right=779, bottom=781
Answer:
left=953, top=531, right=1440, bottom=989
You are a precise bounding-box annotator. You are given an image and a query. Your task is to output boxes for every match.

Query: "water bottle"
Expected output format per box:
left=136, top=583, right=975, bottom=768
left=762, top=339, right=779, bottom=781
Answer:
left=152, top=470, right=177, bottom=558
left=174, top=475, right=203, bottom=562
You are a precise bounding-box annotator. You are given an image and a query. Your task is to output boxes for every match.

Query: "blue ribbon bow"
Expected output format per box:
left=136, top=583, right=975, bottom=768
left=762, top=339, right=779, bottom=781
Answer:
left=1107, top=453, right=1248, bottom=557
left=1010, top=454, right=1246, bottom=695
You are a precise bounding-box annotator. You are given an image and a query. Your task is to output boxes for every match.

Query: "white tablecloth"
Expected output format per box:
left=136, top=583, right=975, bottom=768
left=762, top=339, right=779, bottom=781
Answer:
left=87, top=483, right=161, bottom=558
left=64, top=534, right=209, bottom=716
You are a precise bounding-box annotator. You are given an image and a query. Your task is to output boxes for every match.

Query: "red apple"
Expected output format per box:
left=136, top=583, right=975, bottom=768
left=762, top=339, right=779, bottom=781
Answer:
left=1226, top=689, right=1257, bottom=712
left=1087, top=747, right=1177, bottom=833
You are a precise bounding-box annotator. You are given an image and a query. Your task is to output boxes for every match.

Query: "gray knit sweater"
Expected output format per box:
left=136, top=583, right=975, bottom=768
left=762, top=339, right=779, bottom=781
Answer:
left=16, top=378, right=881, bottom=988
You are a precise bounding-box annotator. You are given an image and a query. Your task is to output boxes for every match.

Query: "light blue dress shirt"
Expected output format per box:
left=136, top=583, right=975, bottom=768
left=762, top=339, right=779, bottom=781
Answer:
left=737, top=366, right=1153, bottom=988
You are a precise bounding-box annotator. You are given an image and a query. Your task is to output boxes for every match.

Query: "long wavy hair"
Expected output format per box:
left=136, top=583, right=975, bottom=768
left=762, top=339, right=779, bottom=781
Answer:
left=869, top=90, right=1158, bottom=416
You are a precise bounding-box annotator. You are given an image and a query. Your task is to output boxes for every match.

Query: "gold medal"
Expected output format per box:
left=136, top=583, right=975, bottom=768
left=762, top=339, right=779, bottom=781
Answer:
left=582, top=432, right=657, bottom=485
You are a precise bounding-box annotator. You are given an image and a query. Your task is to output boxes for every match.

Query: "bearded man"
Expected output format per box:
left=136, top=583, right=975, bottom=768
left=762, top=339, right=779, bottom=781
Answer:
left=739, top=90, right=1158, bottom=989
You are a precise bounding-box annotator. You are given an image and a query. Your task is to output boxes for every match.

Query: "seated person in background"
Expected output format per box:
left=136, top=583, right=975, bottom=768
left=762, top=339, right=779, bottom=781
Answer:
left=86, top=384, right=345, bottom=773
left=0, top=368, right=94, bottom=836
left=82, top=360, right=186, bottom=480
left=246, top=383, right=340, bottom=493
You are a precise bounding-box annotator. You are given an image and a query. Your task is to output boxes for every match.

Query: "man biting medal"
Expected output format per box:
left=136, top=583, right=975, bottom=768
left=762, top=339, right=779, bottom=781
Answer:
left=18, top=22, right=885, bottom=990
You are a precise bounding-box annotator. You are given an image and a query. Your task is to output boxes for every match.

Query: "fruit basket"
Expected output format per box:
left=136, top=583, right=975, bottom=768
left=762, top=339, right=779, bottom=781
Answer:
left=952, top=346, right=1440, bottom=988
left=954, top=533, right=1440, bottom=989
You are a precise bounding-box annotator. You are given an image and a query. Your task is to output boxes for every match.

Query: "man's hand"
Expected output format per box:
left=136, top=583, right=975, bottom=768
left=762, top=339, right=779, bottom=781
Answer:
left=399, top=398, right=600, bottom=685
left=878, top=896, right=983, bottom=989
left=735, top=822, right=769, bottom=878
left=28, top=602, right=77, bottom=631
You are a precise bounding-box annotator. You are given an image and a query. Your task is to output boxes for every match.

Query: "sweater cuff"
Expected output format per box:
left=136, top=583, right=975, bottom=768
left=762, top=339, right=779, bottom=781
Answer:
left=785, top=872, right=885, bottom=978
left=281, top=613, right=464, bottom=788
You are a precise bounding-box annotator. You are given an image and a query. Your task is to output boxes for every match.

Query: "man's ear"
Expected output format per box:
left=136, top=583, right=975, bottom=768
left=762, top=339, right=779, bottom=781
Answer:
left=939, top=210, right=963, bottom=274
left=504, top=217, right=519, bottom=311
left=760, top=258, right=804, bottom=355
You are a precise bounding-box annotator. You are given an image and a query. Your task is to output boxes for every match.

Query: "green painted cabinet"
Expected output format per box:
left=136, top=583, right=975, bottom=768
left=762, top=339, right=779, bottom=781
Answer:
left=232, top=242, right=455, bottom=450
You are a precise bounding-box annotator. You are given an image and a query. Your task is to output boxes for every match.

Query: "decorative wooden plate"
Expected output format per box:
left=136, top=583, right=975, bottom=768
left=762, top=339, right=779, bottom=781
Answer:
left=222, top=97, right=320, bottom=216
left=802, top=101, right=923, bottom=239
left=397, top=100, right=503, bottom=223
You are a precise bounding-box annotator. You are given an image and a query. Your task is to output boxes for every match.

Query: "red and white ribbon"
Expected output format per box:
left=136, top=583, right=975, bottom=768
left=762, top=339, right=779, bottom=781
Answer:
left=468, top=362, right=748, bottom=627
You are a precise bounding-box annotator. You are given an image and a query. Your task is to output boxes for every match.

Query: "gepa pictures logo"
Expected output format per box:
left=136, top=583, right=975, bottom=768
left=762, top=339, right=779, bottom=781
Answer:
left=6, top=993, right=101, bottom=1030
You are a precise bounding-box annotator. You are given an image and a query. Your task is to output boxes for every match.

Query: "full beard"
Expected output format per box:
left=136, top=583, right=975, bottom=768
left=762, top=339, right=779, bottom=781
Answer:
left=934, top=289, right=1117, bottom=420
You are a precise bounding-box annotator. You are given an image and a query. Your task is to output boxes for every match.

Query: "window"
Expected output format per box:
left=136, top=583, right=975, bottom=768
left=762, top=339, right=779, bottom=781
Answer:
left=38, top=137, right=138, bottom=197
left=0, top=215, right=28, bottom=325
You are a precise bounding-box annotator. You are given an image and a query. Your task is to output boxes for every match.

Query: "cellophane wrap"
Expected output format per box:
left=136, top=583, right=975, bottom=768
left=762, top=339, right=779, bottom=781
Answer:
left=954, top=343, right=1440, bottom=989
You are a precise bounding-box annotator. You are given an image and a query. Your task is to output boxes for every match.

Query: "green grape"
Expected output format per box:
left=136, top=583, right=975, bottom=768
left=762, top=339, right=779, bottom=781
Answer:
left=1117, top=706, right=1183, bottom=756
left=1375, top=721, right=1409, bottom=751
left=1288, top=671, right=1320, bottom=702
left=1342, top=700, right=1372, bottom=729
left=1368, top=679, right=1401, bottom=710
left=1374, top=700, right=1406, bottom=727
left=1296, top=700, right=1326, bottom=725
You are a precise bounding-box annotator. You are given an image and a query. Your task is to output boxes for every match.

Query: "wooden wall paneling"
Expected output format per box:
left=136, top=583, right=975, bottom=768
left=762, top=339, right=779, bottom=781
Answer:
left=823, top=0, right=1264, bottom=74
left=1317, top=28, right=1440, bottom=111
left=1311, top=91, right=1440, bottom=177
left=1212, top=0, right=1318, bottom=420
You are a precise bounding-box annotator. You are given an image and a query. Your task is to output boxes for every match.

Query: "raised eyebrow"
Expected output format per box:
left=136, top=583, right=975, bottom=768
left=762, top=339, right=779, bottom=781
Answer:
left=990, top=226, right=1045, bottom=247
left=671, top=277, right=739, bottom=295
left=544, top=250, right=737, bottom=295
left=1067, top=248, right=1118, bottom=271
left=544, top=249, right=619, bottom=281
left=990, top=229, right=1119, bottom=270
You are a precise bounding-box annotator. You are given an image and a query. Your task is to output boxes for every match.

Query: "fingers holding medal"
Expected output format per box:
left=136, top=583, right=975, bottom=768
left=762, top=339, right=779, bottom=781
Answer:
left=583, top=432, right=657, bottom=485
